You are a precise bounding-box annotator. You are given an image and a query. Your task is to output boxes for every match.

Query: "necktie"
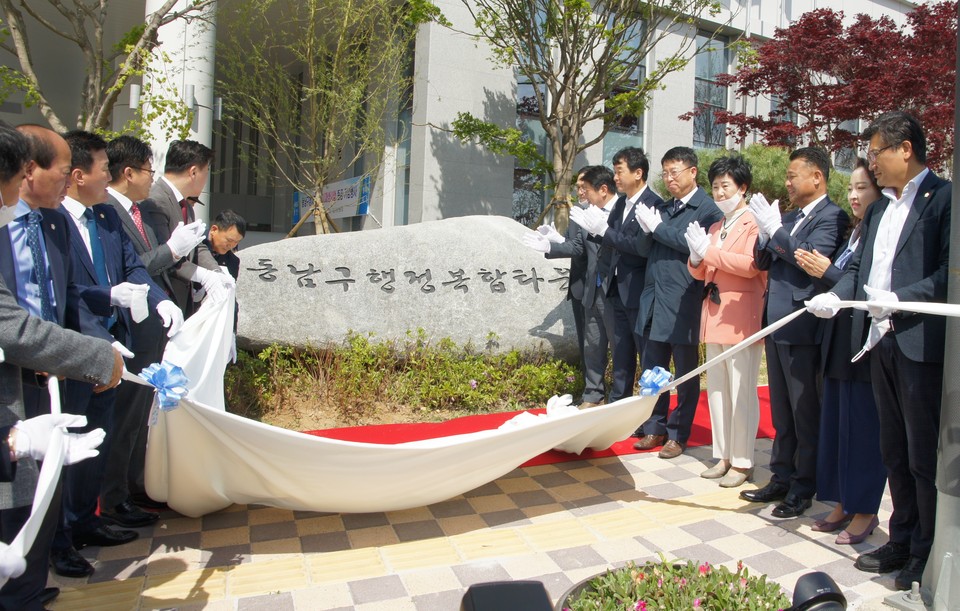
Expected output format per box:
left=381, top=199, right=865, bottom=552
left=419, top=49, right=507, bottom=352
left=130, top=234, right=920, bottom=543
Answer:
left=25, top=211, right=55, bottom=322
left=789, top=210, right=806, bottom=236
left=130, top=202, right=149, bottom=244
left=670, top=199, right=681, bottom=214
left=83, top=209, right=115, bottom=330
left=179, top=199, right=189, bottom=223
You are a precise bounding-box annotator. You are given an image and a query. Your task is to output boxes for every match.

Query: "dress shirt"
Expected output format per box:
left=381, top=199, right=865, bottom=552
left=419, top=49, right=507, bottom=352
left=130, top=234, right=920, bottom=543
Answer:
left=789, top=195, right=826, bottom=236
left=603, top=195, right=617, bottom=214
left=623, top=185, right=648, bottom=222
left=160, top=176, right=186, bottom=205
left=7, top=199, right=55, bottom=317
left=107, top=186, right=133, bottom=214
left=61, top=196, right=96, bottom=261
left=867, top=168, right=929, bottom=293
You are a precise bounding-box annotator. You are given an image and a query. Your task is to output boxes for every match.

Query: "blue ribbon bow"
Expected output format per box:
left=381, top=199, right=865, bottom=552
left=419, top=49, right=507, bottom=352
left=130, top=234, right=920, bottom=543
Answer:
left=638, top=366, right=673, bottom=396
left=139, top=361, right=189, bottom=410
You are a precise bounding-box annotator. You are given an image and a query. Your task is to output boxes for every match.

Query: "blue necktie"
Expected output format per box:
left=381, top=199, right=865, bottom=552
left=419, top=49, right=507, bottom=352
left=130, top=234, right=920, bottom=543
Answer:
left=25, top=211, right=55, bottom=322
left=83, top=209, right=115, bottom=330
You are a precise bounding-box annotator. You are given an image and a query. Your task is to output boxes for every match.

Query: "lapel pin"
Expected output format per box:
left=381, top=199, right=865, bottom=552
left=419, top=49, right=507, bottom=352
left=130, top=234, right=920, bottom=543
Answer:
left=924, top=192, right=930, bottom=198
left=99, top=213, right=105, bottom=219
left=50, top=223, right=55, bottom=230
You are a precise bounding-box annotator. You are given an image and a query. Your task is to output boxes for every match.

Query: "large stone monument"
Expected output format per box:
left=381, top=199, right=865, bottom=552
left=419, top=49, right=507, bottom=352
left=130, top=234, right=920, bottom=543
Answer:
left=236, top=216, right=577, bottom=359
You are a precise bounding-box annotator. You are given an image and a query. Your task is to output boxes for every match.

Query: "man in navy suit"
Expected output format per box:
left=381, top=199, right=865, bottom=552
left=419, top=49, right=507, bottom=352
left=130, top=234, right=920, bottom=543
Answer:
left=741, top=147, right=849, bottom=518
left=571, top=147, right=663, bottom=405
left=808, top=112, right=949, bottom=590
left=630, top=147, right=722, bottom=459
left=50, top=131, right=183, bottom=578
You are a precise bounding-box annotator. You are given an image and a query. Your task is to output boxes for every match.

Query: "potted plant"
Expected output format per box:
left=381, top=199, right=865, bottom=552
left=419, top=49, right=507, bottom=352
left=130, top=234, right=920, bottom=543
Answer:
left=557, top=554, right=791, bottom=610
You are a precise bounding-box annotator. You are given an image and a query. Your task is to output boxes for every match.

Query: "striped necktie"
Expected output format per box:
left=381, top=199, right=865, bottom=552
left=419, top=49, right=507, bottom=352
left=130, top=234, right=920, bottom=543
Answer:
left=83, top=209, right=116, bottom=330
left=25, top=211, right=55, bottom=321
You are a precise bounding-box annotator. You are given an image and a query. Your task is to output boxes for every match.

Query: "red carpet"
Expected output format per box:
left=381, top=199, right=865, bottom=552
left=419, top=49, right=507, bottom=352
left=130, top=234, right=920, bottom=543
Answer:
left=304, top=387, right=774, bottom=467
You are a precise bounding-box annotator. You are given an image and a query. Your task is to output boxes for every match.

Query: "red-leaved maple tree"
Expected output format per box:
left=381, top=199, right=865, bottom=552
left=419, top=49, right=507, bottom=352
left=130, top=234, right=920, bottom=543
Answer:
left=686, top=2, right=957, bottom=171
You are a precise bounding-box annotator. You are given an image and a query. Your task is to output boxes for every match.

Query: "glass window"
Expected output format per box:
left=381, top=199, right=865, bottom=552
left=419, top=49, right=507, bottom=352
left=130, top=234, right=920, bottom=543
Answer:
left=693, top=32, right=729, bottom=149
left=604, top=21, right=646, bottom=161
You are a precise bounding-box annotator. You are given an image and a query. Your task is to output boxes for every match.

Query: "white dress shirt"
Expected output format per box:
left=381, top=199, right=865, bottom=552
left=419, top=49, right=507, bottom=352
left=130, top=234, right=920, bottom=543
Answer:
left=867, top=168, right=929, bottom=292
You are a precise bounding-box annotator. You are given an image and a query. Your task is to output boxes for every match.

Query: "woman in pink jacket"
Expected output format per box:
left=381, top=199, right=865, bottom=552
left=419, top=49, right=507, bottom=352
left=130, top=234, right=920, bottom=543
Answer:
left=686, top=156, right=767, bottom=488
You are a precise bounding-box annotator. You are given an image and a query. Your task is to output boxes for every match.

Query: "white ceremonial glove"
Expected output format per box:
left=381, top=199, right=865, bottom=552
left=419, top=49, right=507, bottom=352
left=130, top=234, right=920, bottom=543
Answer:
left=522, top=232, right=551, bottom=253
left=166, top=220, right=207, bottom=259
left=570, top=205, right=608, bottom=236
left=0, top=347, right=4, bottom=363
left=805, top=292, right=842, bottom=319
left=0, top=542, right=26, bottom=579
left=11, top=414, right=89, bottom=461
left=110, top=282, right=150, bottom=323
left=156, top=300, right=184, bottom=337
left=192, top=267, right=228, bottom=305
left=635, top=204, right=663, bottom=234
left=863, top=285, right=899, bottom=319
left=748, top=193, right=782, bottom=238
left=537, top=223, right=565, bottom=244
left=852, top=318, right=892, bottom=362
left=63, top=428, right=106, bottom=465
left=218, top=268, right=237, bottom=289
left=111, top=340, right=134, bottom=359
left=685, top=222, right=710, bottom=260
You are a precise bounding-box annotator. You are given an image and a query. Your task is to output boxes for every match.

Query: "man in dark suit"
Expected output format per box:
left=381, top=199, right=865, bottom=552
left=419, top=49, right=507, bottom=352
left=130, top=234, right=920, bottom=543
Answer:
left=100, top=135, right=204, bottom=522
left=51, top=131, right=182, bottom=577
left=571, top=147, right=663, bottom=405
left=740, top=147, right=849, bottom=518
left=528, top=166, right=616, bottom=407
left=138, top=140, right=232, bottom=317
left=630, top=147, right=723, bottom=459
left=0, top=121, right=123, bottom=611
left=808, top=112, right=949, bottom=590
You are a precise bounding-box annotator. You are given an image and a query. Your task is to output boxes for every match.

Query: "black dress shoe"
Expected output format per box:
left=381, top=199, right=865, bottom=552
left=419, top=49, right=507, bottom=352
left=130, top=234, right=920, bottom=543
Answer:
left=895, top=556, right=926, bottom=590
left=855, top=541, right=911, bottom=573
left=739, top=482, right=789, bottom=503
left=771, top=494, right=812, bottom=518
left=50, top=547, right=94, bottom=577
left=130, top=493, right=168, bottom=510
left=101, top=500, right=160, bottom=528
left=73, top=523, right=139, bottom=548
left=40, top=587, right=60, bottom=605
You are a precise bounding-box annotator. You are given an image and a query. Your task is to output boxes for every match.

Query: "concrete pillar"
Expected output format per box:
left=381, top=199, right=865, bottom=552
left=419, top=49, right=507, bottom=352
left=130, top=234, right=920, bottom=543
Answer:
left=143, top=0, right=217, bottom=223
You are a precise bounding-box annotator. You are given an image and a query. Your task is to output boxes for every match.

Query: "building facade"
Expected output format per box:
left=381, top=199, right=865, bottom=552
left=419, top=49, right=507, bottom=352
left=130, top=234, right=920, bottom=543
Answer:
left=0, top=0, right=920, bottom=235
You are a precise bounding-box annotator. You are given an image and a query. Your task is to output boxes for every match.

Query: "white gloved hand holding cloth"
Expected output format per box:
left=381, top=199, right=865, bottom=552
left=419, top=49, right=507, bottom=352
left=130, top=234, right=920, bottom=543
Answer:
left=167, top=220, right=207, bottom=259
left=110, top=282, right=150, bottom=323
left=10, top=414, right=106, bottom=465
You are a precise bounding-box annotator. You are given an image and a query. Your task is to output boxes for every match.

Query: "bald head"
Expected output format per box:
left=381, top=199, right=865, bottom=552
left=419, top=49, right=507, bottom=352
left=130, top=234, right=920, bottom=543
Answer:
left=17, top=124, right=72, bottom=209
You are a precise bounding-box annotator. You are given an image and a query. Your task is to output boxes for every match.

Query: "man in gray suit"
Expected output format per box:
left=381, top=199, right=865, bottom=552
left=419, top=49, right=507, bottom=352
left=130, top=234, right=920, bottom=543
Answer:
left=526, top=166, right=617, bottom=407
left=138, top=140, right=232, bottom=317
left=100, top=135, right=204, bottom=525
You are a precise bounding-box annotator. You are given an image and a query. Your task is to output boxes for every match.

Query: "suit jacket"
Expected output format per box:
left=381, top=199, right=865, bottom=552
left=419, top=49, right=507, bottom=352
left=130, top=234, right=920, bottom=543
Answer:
left=545, top=216, right=605, bottom=309
left=831, top=172, right=950, bottom=363
left=596, top=187, right=664, bottom=308
left=0, top=207, right=108, bottom=341
left=62, top=203, right=167, bottom=352
left=0, top=275, right=115, bottom=509
left=687, top=210, right=766, bottom=345
left=636, top=186, right=723, bottom=345
left=106, top=194, right=177, bottom=297
left=138, top=179, right=219, bottom=312
left=755, top=196, right=849, bottom=345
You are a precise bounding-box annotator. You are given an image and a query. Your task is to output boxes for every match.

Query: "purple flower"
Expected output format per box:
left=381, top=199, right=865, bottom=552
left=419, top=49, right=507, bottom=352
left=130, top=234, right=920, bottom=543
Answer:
left=693, top=599, right=701, bottom=607
left=566, top=375, right=576, bottom=382
left=469, top=379, right=478, bottom=389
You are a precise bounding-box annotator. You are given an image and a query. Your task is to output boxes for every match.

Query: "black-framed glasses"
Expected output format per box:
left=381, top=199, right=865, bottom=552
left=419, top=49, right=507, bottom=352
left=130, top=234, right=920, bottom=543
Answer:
left=134, top=167, right=156, bottom=177
left=866, top=144, right=896, bottom=163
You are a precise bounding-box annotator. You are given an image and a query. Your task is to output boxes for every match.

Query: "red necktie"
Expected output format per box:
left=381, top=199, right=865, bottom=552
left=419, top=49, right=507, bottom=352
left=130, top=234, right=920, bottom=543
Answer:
left=130, top=202, right=149, bottom=243
left=179, top=199, right=189, bottom=223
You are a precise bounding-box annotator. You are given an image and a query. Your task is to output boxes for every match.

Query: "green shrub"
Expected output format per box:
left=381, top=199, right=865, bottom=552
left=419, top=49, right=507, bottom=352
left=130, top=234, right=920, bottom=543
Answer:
left=224, top=329, right=582, bottom=425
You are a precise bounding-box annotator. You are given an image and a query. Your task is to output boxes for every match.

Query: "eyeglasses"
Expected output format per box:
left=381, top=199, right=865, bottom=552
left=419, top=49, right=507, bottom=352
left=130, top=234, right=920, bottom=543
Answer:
left=866, top=144, right=896, bottom=163
left=134, top=167, right=156, bottom=177
left=659, top=166, right=693, bottom=181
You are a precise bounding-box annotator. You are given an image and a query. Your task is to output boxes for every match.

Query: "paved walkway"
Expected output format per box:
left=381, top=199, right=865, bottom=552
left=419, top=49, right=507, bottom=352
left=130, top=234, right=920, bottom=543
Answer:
left=46, top=439, right=902, bottom=610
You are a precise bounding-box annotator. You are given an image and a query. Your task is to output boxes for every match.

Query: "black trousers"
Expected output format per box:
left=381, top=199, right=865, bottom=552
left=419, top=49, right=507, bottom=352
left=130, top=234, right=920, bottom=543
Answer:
left=765, top=339, right=821, bottom=499
left=609, top=293, right=642, bottom=402
left=0, top=477, right=62, bottom=611
left=639, top=339, right=699, bottom=444
left=870, top=334, right=942, bottom=560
